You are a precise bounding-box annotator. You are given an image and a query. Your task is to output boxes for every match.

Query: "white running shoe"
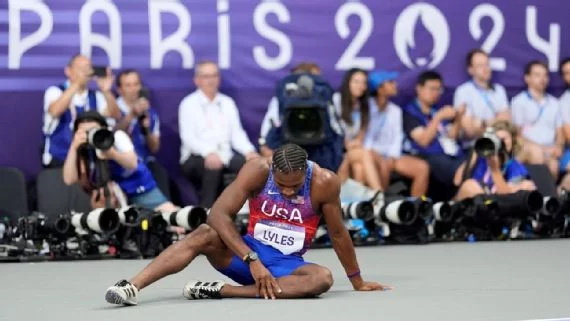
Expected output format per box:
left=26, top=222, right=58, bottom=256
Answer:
left=105, top=280, right=139, bottom=306
left=183, top=280, right=225, bottom=300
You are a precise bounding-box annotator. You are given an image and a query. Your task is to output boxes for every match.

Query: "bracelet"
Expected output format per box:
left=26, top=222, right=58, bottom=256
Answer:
left=347, top=270, right=361, bottom=279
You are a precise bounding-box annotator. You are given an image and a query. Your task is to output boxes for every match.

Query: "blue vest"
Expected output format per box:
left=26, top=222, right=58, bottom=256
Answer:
left=109, top=159, right=157, bottom=197
left=123, top=109, right=159, bottom=163
left=45, top=85, right=97, bottom=162
left=403, top=101, right=461, bottom=156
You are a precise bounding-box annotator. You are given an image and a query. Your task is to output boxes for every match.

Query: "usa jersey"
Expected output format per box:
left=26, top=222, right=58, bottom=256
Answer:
left=247, top=161, right=320, bottom=256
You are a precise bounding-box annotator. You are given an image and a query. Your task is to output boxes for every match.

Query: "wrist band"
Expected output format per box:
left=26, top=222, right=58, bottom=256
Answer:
left=347, top=270, right=361, bottom=279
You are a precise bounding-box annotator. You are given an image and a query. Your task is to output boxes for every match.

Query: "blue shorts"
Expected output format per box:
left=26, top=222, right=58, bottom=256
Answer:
left=129, top=187, right=169, bottom=210
left=216, top=235, right=310, bottom=285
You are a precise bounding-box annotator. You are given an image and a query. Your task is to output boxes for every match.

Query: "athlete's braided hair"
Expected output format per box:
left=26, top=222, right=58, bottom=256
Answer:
left=272, top=144, right=308, bottom=173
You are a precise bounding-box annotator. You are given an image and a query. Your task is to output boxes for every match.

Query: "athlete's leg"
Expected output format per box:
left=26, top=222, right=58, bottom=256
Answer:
left=129, top=224, right=232, bottom=290
left=195, top=263, right=333, bottom=299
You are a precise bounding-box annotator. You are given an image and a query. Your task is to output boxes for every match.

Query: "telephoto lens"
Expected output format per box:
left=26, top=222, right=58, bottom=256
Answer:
left=161, top=206, right=208, bottom=231
left=474, top=127, right=502, bottom=156
left=432, top=202, right=453, bottom=222
left=485, top=190, right=544, bottom=218
left=87, top=128, right=115, bottom=150
left=373, top=196, right=417, bottom=226
left=118, top=206, right=141, bottom=226
left=71, top=208, right=120, bottom=234
left=341, top=201, right=375, bottom=221
left=409, top=196, right=433, bottom=220
left=542, top=196, right=561, bottom=216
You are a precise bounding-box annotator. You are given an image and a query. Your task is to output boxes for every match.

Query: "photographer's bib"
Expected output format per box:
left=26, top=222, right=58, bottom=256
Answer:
left=253, top=220, right=305, bottom=255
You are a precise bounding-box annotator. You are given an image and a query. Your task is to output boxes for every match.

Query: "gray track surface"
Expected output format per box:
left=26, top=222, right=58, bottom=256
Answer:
left=1, top=240, right=569, bottom=321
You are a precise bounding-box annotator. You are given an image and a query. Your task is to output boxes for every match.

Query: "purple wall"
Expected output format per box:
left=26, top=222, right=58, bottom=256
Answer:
left=0, top=0, right=569, bottom=180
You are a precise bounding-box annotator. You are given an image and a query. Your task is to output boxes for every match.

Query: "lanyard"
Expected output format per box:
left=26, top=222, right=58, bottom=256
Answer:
left=482, top=158, right=512, bottom=186
left=370, top=110, right=388, bottom=142
left=472, top=81, right=495, bottom=113
left=525, top=91, right=548, bottom=126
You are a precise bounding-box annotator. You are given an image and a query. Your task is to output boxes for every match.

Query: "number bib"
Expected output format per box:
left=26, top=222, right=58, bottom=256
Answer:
left=253, top=220, right=305, bottom=255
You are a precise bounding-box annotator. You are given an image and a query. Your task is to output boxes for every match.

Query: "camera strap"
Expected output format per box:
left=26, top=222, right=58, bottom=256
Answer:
left=461, top=148, right=476, bottom=185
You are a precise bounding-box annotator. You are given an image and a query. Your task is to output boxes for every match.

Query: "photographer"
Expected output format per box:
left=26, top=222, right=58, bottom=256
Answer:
left=62, top=111, right=177, bottom=212
left=114, top=69, right=160, bottom=163
left=453, top=120, right=536, bottom=201
left=43, top=54, right=121, bottom=168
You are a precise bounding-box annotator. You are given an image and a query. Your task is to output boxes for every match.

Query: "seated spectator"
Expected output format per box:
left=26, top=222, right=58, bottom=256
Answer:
left=454, top=49, right=510, bottom=149
left=333, top=68, right=382, bottom=190
left=555, top=58, right=570, bottom=190
left=454, top=120, right=536, bottom=201
left=511, top=60, right=563, bottom=180
left=402, top=71, right=466, bottom=190
left=258, top=62, right=321, bottom=157
left=114, top=69, right=160, bottom=164
left=43, top=54, right=121, bottom=168
left=365, top=70, right=429, bottom=197
left=62, top=111, right=176, bottom=212
left=179, top=61, right=259, bottom=207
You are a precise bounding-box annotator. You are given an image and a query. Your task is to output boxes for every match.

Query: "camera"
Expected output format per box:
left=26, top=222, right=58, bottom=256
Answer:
left=87, top=128, right=114, bottom=151
left=92, top=66, right=107, bottom=77
left=161, top=206, right=209, bottom=231
left=372, top=196, right=417, bottom=226
left=280, top=74, right=332, bottom=146
left=341, top=201, right=375, bottom=221
left=71, top=209, right=121, bottom=234
left=474, top=127, right=503, bottom=156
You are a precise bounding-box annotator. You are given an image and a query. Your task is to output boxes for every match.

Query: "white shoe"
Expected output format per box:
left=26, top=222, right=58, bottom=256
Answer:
left=183, top=280, right=225, bottom=300
left=105, top=280, right=139, bottom=306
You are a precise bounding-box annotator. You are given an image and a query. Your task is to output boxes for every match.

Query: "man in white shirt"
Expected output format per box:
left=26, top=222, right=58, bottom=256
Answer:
left=43, top=54, right=121, bottom=167
left=453, top=49, right=510, bottom=149
left=556, top=58, right=570, bottom=189
left=365, top=71, right=429, bottom=197
left=511, top=60, right=564, bottom=179
left=179, top=61, right=259, bottom=207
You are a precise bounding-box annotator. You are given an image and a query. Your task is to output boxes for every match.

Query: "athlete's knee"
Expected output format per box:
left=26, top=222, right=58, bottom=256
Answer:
left=310, top=268, right=334, bottom=296
left=179, top=224, right=219, bottom=251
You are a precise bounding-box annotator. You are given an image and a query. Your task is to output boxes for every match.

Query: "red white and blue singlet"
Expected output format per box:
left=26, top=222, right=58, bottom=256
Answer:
left=247, top=161, right=320, bottom=256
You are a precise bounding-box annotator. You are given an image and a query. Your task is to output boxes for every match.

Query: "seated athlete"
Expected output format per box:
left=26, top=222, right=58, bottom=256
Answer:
left=105, top=144, right=390, bottom=304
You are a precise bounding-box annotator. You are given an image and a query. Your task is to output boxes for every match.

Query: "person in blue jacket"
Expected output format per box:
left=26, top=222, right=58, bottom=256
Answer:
left=453, top=120, right=536, bottom=201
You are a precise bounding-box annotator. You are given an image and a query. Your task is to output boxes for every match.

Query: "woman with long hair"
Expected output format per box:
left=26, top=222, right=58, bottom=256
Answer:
left=333, top=68, right=382, bottom=190
left=453, top=120, right=536, bottom=201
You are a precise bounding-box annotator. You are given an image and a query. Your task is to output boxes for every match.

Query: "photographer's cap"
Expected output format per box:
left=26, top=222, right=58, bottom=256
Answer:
left=73, top=111, right=108, bottom=132
left=368, top=70, right=399, bottom=93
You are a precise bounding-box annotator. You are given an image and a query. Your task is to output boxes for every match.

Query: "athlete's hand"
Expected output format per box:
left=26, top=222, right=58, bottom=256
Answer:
left=351, top=278, right=392, bottom=291
left=249, top=260, right=282, bottom=299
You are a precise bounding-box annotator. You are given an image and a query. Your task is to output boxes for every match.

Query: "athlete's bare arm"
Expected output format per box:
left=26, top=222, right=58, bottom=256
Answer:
left=314, top=166, right=392, bottom=291
left=208, top=157, right=283, bottom=298
left=207, top=158, right=268, bottom=258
